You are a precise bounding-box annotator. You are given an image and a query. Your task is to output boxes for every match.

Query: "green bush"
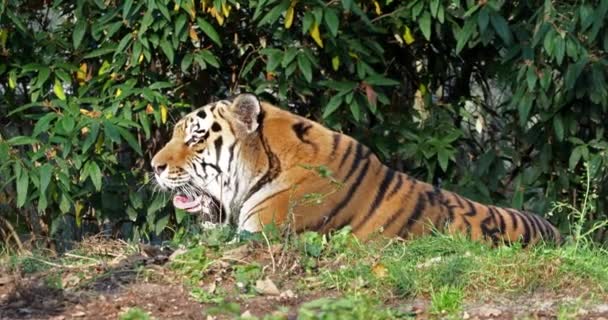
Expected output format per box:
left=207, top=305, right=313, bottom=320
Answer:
left=1, top=0, right=607, bottom=245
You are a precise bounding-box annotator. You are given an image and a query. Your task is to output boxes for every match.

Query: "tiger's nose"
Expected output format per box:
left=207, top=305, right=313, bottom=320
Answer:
left=153, top=163, right=167, bottom=175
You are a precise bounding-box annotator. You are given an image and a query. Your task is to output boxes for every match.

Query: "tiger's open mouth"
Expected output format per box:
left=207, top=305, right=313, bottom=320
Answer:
left=173, top=194, right=204, bottom=213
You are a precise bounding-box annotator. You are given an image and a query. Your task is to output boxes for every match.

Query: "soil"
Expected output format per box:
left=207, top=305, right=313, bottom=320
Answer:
left=1, top=240, right=608, bottom=320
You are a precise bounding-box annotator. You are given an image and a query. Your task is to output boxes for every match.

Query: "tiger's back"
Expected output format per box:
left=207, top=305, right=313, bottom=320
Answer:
left=151, top=94, right=561, bottom=246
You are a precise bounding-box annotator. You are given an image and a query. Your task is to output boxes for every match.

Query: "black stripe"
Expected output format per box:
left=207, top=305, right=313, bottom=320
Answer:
left=352, top=168, right=396, bottom=230
left=491, top=207, right=506, bottom=232
left=214, top=136, right=223, bottom=164
left=514, top=210, right=531, bottom=246
left=425, top=186, right=441, bottom=206
left=227, top=143, right=236, bottom=166
left=383, top=177, right=417, bottom=230
left=387, top=175, right=404, bottom=199
left=529, top=213, right=547, bottom=239
left=506, top=208, right=519, bottom=230
left=383, top=208, right=405, bottom=230
left=330, top=133, right=341, bottom=158
left=525, top=212, right=540, bottom=241
left=292, top=122, right=312, bottom=141
left=463, top=199, right=477, bottom=216
left=292, top=122, right=318, bottom=152
left=312, top=160, right=371, bottom=231
left=399, top=194, right=427, bottom=237
left=243, top=110, right=281, bottom=202
left=338, top=141, right=354, bottom=169
left=343, top=143, right=368, bottom=182
left=240, top=188, right=292, bottom=227
left=452, top=194, right=464, bottom=208
left=481, top=208, right=500, bottom=244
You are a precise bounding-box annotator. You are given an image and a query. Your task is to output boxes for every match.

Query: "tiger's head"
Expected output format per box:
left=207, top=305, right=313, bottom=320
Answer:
left=151, top=94, right=263, bottom=216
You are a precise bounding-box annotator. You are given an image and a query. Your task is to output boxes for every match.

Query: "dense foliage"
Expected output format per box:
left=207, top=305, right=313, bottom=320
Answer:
left=1, top=0, right=607, bottom=246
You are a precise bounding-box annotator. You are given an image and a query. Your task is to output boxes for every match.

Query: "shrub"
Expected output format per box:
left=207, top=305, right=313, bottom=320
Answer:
left=0, top=0, right=607, bottom=245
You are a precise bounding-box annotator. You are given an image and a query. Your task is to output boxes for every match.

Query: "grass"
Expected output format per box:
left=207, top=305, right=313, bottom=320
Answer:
left=2, top=225, right=608, bottom=318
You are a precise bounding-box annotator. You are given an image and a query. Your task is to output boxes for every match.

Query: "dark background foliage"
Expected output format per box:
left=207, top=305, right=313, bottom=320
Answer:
left=1, top=0, right=607, bottom=247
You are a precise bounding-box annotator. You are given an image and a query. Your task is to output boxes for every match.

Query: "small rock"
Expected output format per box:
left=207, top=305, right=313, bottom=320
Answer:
left=255, top=278, right=280, bottom=296
left=169, top=248, right=188, bottom=261
left=241, top=310, right=253, bottom=318
left=0, top=276, right=14, bottom=285
left=462, top=312, right=470, bottom=319
left=593, top=304, right=608, bottom=314
left=280, top=289, right=296, bottom=300
left=71, top=311, right=86, bottom=317
left=416, top=256, right=442, bottom=269
left=474, top=306, right=502, bottom=317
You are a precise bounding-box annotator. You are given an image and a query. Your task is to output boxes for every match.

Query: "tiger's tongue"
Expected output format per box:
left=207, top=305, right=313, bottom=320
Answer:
left=173, top=195, right=199, bottom=210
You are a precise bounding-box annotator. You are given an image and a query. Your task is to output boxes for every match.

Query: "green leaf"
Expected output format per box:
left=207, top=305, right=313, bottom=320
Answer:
left=526, top=67, right=537, bottom=91
left=122, top=0, right=133, bottom=18
left=114, top=34, right=133, bottom=59
left=543, top=28, right=555, bottom=55
left=39, top=164, right=52, bottom=194
left=564, top=57, right=587, bottom=90
left=437, top=149, right=449, bottom=172
left=419, top=11, right=432, bottom=41
left=265, top=49, right=283, bottom=72
left=518, top=95, right=533, bottom=127
left=16, top=169, right=29, bottom=208
left=257, top=0, right=290, bottom=27
left=89, top=161, right=102, bottom=191
left=553, top=114, right=564, bottom=141
left=196, top=18, right=222, bottom=47
left=7, top=136, right=38, bottom=145
left=324, top=8, right=339, bottom=37
left=302, top=12, right=314, bottom=35
left=36, top=67, right=50, bottom=87
left=569, top=145, right=585, bottom=170
left=364, top=75, right=399, bottom=86
left=511, top=185, right=523, bottom=209
left=477, top=6, right=490, bottom=33
left=103, top=121, right=121, bottom=143
left=73, top=19, right=87, bottom=49
left=59, top=193, right=71, bottom=214
left=297, top=54, right=313, bottom=83
left=341, top=0, right=352, bottom=11
left=181, top=53, right=194, bottom=72
left=430, top=0, right=440, bottom=18
left=554, top=36, right=565, bottom=65
left=281, top=48, right=298, bottom=68
left=456, top=19, right=476, bottom=53
left=83, top=45, right=117, bottom=58
left=322, top=95, right=343, bottom=118
left=117, top=126, right=143, bottom=156
left=349, top=99, right=361, bottom=122
left=490, top=13, right=512, bottom=45
left=33, top=113, right=58, bottom=137
left=53, top=79, right=66, bottom=100
left=199, top=50, right=220, bottom=68
left=82, top=122, right=100, bottom=153
left=157, top=2, right=171, bottom=20
left=175, top=13, right=187, bottom=35
left=159, top=39, right=174, bottom=64
left=155, top=214, right=170, bottom=234
left=175, top=209, right=187, bottom=224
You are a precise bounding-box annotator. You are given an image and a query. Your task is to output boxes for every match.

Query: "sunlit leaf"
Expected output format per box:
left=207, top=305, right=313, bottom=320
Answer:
left=309, top=21, right=323, bottom=48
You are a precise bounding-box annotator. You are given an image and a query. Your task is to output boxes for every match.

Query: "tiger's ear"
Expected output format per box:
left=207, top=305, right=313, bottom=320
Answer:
left=230, top=93, right=261, bottom=133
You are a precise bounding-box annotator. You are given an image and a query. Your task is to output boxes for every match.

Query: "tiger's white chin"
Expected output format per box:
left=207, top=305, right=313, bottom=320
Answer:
left=173, top=194, right=203, bottom=213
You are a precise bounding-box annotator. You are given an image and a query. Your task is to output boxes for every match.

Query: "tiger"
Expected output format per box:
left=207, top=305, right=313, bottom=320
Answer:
left=151, top=93, right=561, bottom=246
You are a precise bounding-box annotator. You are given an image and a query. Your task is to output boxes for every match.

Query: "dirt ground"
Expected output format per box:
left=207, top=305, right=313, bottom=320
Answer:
left=1, top=241, right=608, bottom=320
